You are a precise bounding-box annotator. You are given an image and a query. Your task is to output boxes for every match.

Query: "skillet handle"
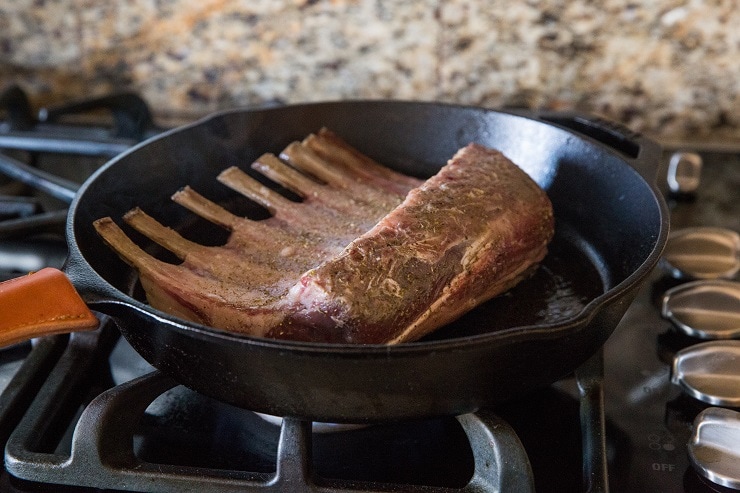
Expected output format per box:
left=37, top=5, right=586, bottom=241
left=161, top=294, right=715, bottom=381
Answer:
left=0, top=267, right=99, bottom=348
left=535, top=112, right=663, bottom=182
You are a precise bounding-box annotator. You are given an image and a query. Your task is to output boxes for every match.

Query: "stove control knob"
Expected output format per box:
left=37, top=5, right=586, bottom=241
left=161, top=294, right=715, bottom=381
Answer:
left=688, top=407, right=740, bottom=490
left=671, top=340, right=740, bottom=407
left=661, top=227, right=740, bottom=280
left=662, top=280, right=740, bottom=339
left=666, top=151, right=702, bottom=196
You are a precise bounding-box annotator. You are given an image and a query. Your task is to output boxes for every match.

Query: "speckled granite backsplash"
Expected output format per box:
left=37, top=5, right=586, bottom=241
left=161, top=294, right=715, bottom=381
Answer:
left=1, top=1, right=738, bottom=144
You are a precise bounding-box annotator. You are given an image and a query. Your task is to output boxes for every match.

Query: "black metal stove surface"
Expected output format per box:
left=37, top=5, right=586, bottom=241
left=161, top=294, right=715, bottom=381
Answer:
left=598, top=152, right=739, bottom=493
left=0, top=87, right=738, bottom=492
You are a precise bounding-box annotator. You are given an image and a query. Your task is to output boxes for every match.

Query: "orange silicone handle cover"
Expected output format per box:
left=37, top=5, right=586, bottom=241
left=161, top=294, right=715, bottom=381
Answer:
left=0, top=267, right=99, bottom=347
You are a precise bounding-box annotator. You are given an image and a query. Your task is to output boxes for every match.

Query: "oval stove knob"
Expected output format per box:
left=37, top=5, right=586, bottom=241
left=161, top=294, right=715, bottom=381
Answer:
left=667, top=151, right=703, bottom=196
left=660, top=227, right=740, bottom=280
left=688, top=407, right=740, bottom=490
left=671, top=340, right=740, bottom=407
left=661, top=280, right=740, bottom=339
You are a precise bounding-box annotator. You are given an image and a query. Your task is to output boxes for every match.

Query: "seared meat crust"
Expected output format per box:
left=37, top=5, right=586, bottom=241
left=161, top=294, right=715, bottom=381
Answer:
left=94, top=131, right=553, bottom=344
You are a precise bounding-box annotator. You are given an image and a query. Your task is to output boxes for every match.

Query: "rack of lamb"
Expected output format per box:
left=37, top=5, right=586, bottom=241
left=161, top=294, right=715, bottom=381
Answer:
left=94, top=129, right=554, bottom=344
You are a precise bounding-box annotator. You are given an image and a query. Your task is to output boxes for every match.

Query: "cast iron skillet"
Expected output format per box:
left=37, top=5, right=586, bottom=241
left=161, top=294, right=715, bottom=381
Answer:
left=1, top=101, right=668, bottom=423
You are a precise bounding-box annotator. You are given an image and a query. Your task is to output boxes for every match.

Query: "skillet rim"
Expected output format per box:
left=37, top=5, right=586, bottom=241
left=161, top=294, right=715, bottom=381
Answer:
left=66, top=99, right=669, bottom=354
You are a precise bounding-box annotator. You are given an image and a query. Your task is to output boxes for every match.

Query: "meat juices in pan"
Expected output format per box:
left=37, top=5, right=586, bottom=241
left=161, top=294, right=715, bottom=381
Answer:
left=93, top=129, right=554, bottom=344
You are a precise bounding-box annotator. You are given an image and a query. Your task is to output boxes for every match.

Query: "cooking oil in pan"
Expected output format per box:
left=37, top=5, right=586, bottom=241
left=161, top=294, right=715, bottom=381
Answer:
left=426, top=234, right=605, bottom=340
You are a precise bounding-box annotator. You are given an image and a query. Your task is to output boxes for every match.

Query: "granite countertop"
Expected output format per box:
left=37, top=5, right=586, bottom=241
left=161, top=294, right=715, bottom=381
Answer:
left=0, top=1, right=738, bottom=146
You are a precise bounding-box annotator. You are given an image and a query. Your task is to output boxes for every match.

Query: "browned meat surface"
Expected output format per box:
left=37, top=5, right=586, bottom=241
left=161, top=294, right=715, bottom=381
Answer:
left=94, top=130, right=554, bottom=344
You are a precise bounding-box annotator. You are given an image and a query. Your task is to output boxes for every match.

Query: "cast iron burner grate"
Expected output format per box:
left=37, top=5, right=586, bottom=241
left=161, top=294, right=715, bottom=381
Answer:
left=2, top=317, right=607, bottom=492
left=0, top=84, right=160, bottom=244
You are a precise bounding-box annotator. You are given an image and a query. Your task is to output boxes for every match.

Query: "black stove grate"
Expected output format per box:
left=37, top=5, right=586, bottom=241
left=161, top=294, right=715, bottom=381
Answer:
left=2, top=319, right=555, bottom=492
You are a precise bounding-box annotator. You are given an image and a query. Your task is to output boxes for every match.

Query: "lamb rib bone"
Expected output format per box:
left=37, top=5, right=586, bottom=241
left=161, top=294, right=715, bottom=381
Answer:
left=93, top=129, right=554, bottom=344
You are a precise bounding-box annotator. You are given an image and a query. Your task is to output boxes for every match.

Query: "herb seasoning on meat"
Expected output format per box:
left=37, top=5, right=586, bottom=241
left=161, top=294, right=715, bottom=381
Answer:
left=93, top=129, right=554, bottom=344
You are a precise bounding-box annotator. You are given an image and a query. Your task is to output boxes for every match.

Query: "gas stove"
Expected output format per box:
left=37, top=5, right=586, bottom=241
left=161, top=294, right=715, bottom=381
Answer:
left=0, top=85, right=738, bottom=492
